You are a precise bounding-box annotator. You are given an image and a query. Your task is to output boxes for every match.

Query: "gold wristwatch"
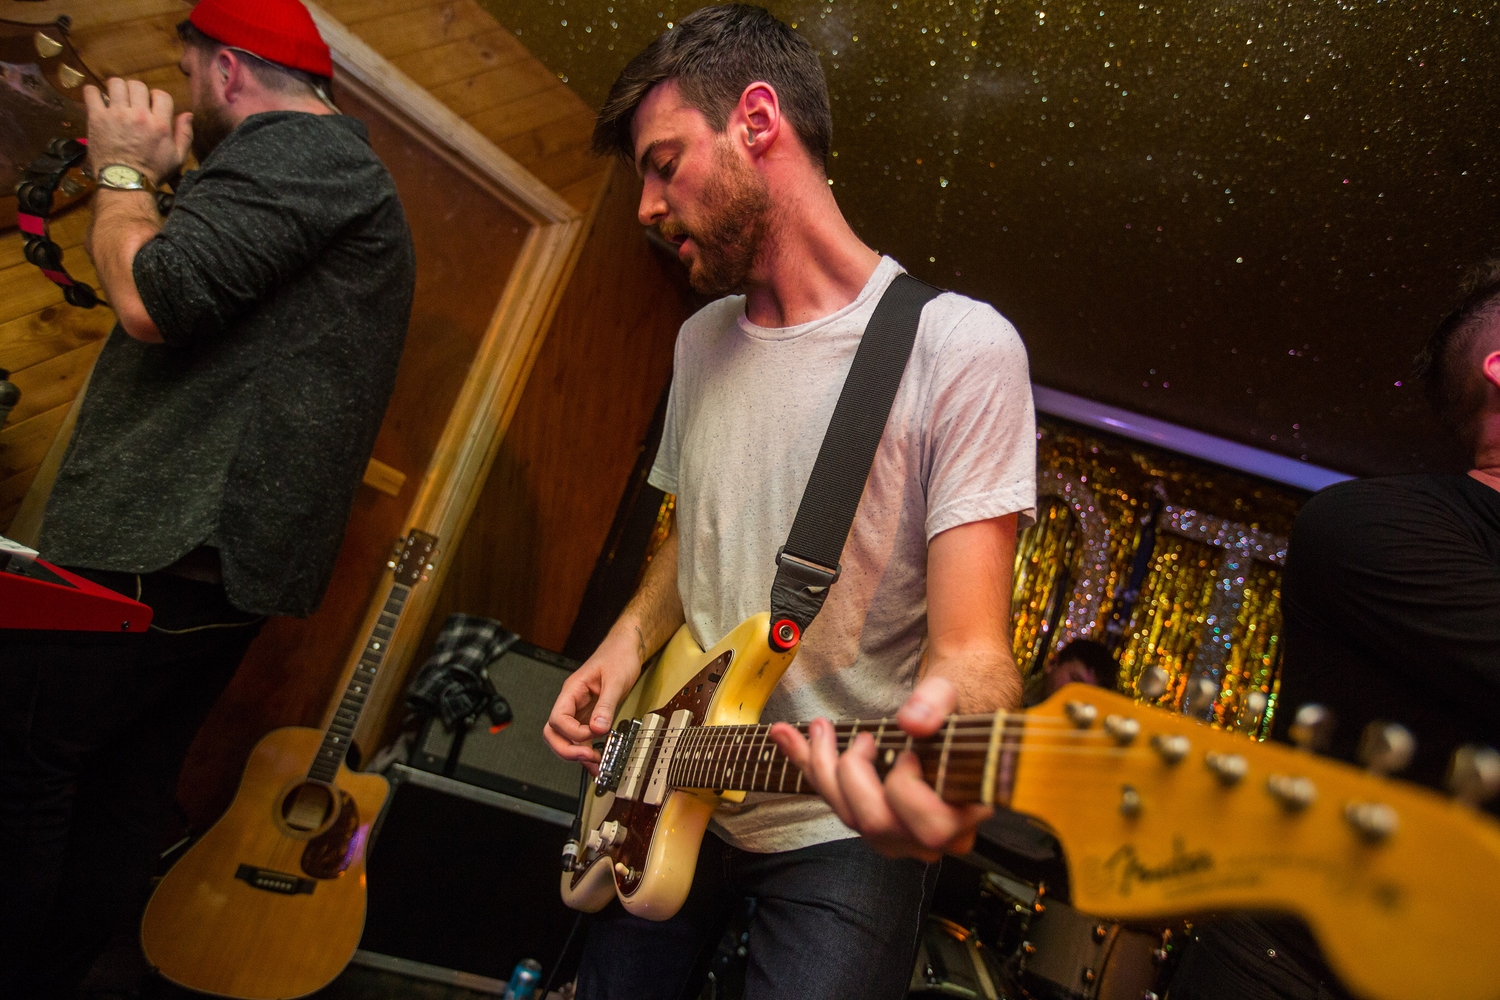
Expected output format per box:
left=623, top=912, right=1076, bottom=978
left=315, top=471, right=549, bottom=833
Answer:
left=96, top=163, right=152, bottom=191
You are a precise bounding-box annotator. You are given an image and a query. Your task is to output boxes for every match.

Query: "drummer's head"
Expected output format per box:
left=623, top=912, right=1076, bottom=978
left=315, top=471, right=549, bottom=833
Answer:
left=1419, top=259, right=1500, bottom=467
left=1045, top=640, right=1119, bottom=696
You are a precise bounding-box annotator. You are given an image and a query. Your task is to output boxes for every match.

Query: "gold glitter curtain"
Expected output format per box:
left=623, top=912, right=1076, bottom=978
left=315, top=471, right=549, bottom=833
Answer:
left=1009, top=498, right=1082, bottom=675
left=1012, top=417, right=1302, bottom=737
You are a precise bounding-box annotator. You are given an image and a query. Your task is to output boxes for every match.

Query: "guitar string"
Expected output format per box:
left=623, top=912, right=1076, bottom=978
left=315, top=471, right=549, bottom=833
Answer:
left=609, top=715, right=1129, bottom=761
left=610, top=723, right=1132, bottom=766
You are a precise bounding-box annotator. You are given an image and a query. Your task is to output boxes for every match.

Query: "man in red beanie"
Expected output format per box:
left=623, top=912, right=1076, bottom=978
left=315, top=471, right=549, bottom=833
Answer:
left=0, top=1, right=416, bottom=995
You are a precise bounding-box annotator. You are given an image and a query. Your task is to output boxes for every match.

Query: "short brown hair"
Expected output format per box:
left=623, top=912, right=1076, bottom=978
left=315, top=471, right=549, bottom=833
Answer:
left=591, top=5, right=832, bottom=170
left=1416, top=260, right=1500, bottom=452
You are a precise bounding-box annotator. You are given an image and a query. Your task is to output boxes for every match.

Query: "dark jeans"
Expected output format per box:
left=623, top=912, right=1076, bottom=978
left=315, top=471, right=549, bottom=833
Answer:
left=576, top=830, right=938, bottom=1000
left=0, top=570, right=262, bottom=1000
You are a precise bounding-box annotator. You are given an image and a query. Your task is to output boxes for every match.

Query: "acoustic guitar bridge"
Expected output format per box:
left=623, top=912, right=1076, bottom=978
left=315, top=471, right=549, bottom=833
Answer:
left=235, top=864, right=316, bottom=895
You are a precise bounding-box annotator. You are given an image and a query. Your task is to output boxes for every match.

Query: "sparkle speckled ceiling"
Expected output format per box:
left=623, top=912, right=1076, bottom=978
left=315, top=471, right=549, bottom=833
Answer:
left=480, top=0, right=1499, bottom=477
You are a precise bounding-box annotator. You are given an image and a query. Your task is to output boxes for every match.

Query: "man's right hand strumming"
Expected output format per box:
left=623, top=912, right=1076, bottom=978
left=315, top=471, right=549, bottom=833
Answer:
left=543, top=630, right=646, bottom=771
left=544, top=517, right=685, bottom=771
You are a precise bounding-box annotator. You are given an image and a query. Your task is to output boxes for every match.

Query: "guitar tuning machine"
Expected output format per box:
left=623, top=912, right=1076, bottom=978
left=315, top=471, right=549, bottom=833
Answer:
left=1447, top=745, right=1500, bottom=805
left=1358, top=721, right=1415, bottom=775
left=1064, top=701, right=1098, bottom=728
left=1151, top=733, right=1191, bottom=765
left=1266, top=773, right=1317, bottom=810
left=1344, top=801, right=1399, bottom=841
left=1103, top=714, right=1140, bottom=745
left=1204, top=751, right=1248, bottom=785
left=1138, top=665, right=1170, bottom=700
left=1289, top=703, right=1334, bottom=753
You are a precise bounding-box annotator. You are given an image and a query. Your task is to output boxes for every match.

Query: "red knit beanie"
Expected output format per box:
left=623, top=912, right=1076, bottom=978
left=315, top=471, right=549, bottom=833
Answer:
left=189, top=0, right=333, bottom=78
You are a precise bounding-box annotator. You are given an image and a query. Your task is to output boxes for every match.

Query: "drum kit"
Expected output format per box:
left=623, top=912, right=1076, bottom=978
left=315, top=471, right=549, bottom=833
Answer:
left=910, top=817, right=1183, bottom=1000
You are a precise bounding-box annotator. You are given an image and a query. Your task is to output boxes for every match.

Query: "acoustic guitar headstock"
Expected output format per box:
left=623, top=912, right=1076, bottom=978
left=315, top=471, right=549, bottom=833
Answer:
left=1009, top=684, right=1500, bottom=1000
left=388, top=529, right=438, bottom=587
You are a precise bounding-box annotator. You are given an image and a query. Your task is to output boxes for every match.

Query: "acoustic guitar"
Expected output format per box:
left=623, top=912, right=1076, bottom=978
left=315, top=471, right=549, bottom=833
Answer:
left=141, top=529, right=438, bottom=1000
left=561, top=611, right=1500, bottom=1000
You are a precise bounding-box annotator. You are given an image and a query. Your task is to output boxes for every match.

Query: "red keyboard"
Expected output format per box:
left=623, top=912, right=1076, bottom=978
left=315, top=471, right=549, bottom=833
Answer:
left=0, top=556, right=153, bottom=632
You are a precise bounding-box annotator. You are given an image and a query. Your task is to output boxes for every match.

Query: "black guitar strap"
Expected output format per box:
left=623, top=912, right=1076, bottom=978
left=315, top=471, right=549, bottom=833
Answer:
left=767, top=272, right=942, bottom=651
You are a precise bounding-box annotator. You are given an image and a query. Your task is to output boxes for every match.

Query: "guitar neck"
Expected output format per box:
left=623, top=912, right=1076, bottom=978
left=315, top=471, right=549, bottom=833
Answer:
left=307, top=528, right=437, bottom=783
left=307, top=583, right=410, bottom=782
left=667, top=714, right=1020, bottom=806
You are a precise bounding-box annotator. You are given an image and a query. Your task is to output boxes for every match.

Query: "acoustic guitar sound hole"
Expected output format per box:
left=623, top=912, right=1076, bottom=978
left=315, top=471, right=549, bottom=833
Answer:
left=281, top=782, right=336, bottom=832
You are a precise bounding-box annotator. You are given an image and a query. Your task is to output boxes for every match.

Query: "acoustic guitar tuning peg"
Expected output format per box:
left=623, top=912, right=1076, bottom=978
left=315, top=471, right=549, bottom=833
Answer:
left=1138, top=666, right=1170, bottom=700
left=1358, top=721, right=1415, bottom=775
left=1447, top=745, right=1500, bottom=805
left=1289, top=703, right=1334, bottom=753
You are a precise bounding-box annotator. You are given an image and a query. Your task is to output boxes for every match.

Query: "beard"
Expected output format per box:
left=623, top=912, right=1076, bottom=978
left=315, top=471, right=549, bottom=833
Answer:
left=190, top=96, right=236, bottom=163
left=660, top=140, right=771, bottom=296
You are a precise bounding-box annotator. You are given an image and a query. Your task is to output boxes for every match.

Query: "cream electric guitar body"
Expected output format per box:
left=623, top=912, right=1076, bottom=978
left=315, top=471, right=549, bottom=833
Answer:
left=560, top=612, right=798, bottom=919
left=562, top=616, right=1500, bottom=1000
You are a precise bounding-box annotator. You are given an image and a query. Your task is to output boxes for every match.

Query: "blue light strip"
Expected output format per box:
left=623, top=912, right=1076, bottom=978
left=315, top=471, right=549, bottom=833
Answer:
left=1032, top=385, right=1354, bottom=493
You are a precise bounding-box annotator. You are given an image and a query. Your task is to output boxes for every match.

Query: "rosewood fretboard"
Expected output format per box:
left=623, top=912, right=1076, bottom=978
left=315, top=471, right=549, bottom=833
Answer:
left=662, top=714, right=1026, bottom=807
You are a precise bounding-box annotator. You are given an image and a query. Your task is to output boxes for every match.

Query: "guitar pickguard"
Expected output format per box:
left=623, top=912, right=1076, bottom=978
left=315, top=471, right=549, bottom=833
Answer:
left=570, top=651, right=730, bottom=897
left=300, top=788, right=360, bottom=879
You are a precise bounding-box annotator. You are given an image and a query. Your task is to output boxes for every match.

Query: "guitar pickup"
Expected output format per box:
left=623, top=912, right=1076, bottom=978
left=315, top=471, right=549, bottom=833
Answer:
left=616, top=714, right=665, bottom=801
left=235, top=864, right=315, bottom=895
left=596, top=718, right=641, bottom=795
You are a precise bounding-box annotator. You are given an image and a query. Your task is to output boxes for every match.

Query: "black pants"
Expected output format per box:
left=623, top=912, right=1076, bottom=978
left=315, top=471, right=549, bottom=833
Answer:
left=576, top=830, right=938, bottom=1000
left=0, top=570, right=262, bottom=1000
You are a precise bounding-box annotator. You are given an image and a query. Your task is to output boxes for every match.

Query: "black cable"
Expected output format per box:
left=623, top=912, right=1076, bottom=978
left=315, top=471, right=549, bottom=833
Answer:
left=540, top=910, right=587, bottom=999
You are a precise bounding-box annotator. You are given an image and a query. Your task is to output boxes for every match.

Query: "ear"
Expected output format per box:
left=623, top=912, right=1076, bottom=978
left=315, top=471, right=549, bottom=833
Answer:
left=1483, top=349, right=1500, bottom=391
left=734, top=81, right=782, bottom=163
left=218, top=48, right=246, bottom=104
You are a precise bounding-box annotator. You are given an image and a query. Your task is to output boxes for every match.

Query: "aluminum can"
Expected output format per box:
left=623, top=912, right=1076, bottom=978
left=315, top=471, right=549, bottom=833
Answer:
left=502, top=958, right=543, bottom=1000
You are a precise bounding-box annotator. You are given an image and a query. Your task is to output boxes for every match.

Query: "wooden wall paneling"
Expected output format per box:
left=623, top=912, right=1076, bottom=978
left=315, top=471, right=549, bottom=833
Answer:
left=390, top=27, right=531, bottom=91
left=0, top=303, right=116, bottom=375
left=332, top=0, right=498, bottom=61
left=0, top=404, right=69, bottom=484
left=3, top=341, right=105, bottom=426
left=64, top=10, right=188, bottom=77
left=426, top=58, right=561, bottom=120
left=406, top=167, right=688, bottom=715
left=0, top=0, right=189, bottom=33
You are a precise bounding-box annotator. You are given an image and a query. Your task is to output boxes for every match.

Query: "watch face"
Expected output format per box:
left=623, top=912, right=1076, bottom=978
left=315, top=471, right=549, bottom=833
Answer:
left=100, top=164, right=143, bottom=187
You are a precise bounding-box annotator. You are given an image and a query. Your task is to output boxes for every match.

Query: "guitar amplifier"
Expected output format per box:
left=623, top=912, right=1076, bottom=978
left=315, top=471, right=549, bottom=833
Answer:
left=359, top=764, right=584, bottom=992
left=409, top=638, right=585, bottom=813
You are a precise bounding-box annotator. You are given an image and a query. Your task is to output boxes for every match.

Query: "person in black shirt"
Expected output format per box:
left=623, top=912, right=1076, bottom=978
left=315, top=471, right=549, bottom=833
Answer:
left=0, top=2, right=415, bottom=996
left=1168, top=263, right=1500, bottom=999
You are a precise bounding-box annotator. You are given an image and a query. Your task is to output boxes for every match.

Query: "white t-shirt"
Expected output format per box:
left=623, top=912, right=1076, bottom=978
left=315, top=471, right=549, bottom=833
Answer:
left=648, top=256, right=1037, bottom=852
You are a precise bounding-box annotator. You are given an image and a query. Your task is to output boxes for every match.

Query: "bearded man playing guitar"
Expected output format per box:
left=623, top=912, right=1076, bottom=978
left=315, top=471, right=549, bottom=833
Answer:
left=543, top=6, right=1036, bottom=997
